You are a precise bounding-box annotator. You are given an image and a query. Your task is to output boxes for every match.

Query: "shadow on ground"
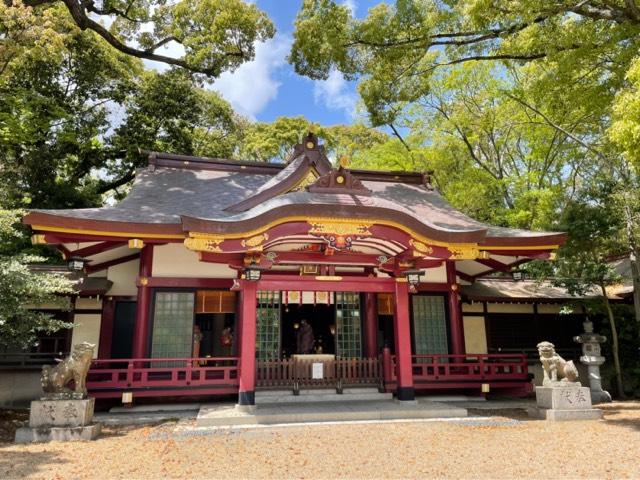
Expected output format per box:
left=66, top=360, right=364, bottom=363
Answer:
left=601, top=402, right=640, bottom=432
left=0, top=448, right=69, bottom=478
left=466, top=408, right=534, bottom=422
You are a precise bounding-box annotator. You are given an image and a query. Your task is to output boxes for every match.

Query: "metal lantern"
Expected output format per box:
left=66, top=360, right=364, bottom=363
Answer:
left=245, top=266, right=262, bottom=282
left=67, top=256, right=87, bottom=272
left=512, top=270, right=524, bottom=281
left=403, top=269, right=423, bottom=287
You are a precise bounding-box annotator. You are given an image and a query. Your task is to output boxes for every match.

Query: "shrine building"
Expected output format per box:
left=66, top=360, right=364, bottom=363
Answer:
left=22, top=133, right=567, bottom=406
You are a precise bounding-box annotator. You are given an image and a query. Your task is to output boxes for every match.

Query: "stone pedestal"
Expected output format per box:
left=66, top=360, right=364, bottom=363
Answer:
left=15, top=398, right=101, bottom=443
left=530, top=386, right=602, bottom=421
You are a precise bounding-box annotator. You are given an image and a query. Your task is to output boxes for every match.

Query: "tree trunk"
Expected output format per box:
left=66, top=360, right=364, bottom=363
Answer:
left=600, top=282, right=626, bottom=399
left=630, top=252, right=640, bottom=323
left=622, top=201, right=640, bottom=323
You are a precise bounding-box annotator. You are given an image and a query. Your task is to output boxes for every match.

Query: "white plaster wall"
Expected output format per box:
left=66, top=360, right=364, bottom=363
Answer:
left=487, top=303, right=534, bottom=314
left=106, top=258, right=139, bottom=296
left=71, top=314, right=101, bottom=358
left=463, top=316, right=488, bottom=354
left=421, top=264, right=447, bottom=283
left=536, top=303, right=573, bottom=314
left=462, top=302, right=484, bottom=313
left=152, top=243, right=236, bottom=278
left=0, top=370, right=42, bottom=407
left=75, top=297, right=102, bottom=310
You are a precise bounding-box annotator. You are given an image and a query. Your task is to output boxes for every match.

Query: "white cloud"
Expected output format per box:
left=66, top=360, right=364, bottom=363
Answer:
left=342, top=0, right=357, bottom=16
left=211, top=34, right=291, bottom=119
left=142, top=33, right=290, bottom=119
left=313, top=69, right=358, bottom=120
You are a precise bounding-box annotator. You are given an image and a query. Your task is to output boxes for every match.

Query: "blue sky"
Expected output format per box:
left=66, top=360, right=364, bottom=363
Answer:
left=210, top=0, right=378, bottom=125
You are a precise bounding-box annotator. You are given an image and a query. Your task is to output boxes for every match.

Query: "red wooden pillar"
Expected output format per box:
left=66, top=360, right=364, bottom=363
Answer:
left=238, top=280, right=258, bottom=406
left=364, top=293, right=378, bottom=357
left=446, top=260, right=465, bottom=355
left=393, top=280, right=415, bottom=401
left=98, top=298, right=115, bottom=359
left=132, top=245, right=154, bottom=359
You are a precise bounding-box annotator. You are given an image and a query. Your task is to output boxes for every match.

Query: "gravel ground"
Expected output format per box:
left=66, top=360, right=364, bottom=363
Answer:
left=0, top=401, right=638, bottom=480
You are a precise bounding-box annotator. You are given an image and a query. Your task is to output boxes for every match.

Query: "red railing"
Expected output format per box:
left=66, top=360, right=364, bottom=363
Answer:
left=383, top=352, right=532, bottom=394
left=87, top=357, right=239, bottom=398
left=257, top=357, right=381, bottom=390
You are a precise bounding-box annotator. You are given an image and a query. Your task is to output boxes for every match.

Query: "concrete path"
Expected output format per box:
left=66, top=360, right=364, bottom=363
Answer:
left=91, top=398, right=534, bottom=427
left=94, top=409, right=198, bottom=426
left=196, top=399, right=467, bottom=427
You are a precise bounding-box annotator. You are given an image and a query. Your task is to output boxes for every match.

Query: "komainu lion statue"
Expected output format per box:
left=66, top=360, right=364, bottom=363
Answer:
left=537, top=341, right=580, bottom=386
left=41, top=342, right=95, bottom=399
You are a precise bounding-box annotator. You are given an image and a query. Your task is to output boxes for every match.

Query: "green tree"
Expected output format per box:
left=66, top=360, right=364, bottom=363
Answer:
left=0, top=6, right=139, bottom=210
left=3, top=0, right=275, bottom=78
left=105, top=69, right=248, bottom=196
left=0, top=210, right=74, bottom=349
left=538, top=183, right=628, bottom=397
left=290, top=0, right=640, bottom=127
left=239, top=116, right=389, bottom=162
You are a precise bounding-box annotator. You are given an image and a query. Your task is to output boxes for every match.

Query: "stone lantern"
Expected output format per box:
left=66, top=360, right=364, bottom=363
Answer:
left=574, top=320, right=612, bottom=404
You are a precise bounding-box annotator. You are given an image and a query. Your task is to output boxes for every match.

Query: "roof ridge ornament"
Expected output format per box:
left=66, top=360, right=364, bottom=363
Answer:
left=307, top=166, right=372, bottom=196
left=289, top=132, right=332, bottom=173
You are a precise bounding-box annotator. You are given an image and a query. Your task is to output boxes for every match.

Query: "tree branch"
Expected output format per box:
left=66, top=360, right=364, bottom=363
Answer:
left=58, top=0, right=244, bottom=76
left=96, top=170, right=135, bottom=195
left=505, top=93, right=609, bottom=162
left=388, top=123, right=411, bottom=152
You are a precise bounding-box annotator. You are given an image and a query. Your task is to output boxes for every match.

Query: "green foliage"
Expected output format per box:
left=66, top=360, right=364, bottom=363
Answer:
left=4, top=0, right=274, bottom=79
left=0, top=8, right=138, bottom=210
left=0, top=211, right=73, bottom=349
left=106, top=69, right=248, bottom=197
left=291, top=0, right=640, bottom=127
left=240, top=116, right=389, bottom=163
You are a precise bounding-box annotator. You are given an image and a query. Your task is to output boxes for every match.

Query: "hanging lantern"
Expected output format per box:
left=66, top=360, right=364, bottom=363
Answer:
left=67, top=256, right=87, bottom=272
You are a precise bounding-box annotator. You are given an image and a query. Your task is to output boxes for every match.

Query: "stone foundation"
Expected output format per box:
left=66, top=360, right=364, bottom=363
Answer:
left=15, top=424, right=101, bottom=443
left=531, top=386, right=602, bottom=421
left=15, top=398, right=101, bottom=443
left=28, top=398, right=95, bottom=428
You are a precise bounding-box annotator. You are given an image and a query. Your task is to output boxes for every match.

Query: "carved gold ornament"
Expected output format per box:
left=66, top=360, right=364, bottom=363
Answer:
left=290, top=170, right=318, bottom=192
left=241, top=233, right=269, bottom=250
left=31, top=234, right=46, bottom=245
left=447, top=245, right=489, bottom=260
left=410, top=239, right=434, bottom=256
left=184, top=236, right=224, bottom=253
left=308, top=220, right=372, bottom=237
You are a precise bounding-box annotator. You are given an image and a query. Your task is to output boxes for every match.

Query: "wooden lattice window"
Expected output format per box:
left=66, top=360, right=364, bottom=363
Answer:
left=412, top=295, right=448, bottom=355
left=377, top=293, right=393, bottom=315
left=151, top=292, right=195, bottom=360
left=335, top=292, right=362, bottom=358
left=256, top=291, right=281, bottom=360
left=196, top=291, right=237, bottom=314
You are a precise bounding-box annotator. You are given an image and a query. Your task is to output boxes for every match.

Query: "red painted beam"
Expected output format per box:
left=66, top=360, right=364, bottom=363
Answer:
left=144, top=277, right=234, bottom=289
left=446, top=261, right=465, bottom=355
left=473, top=258, right=530, bottom=280
left=40, top=232, right=182, bottom=244
left=257, top=275, right=399, bottom=293
left=132, top=245, right=153, bottom=358
left=476, top=258, right=511, bottom=272
left=456, top=270, right=475, bottom=284
left=71, top=241, right=126, bottom=258
left=393, top=281, right=415, bottom=400
left=238, top=280, right=257, bottom=405
left=85, top=253, right=140, bottom=274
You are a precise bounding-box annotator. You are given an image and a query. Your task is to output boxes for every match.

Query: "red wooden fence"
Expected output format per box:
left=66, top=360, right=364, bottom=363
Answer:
left=257, top=357, right=381, bottom=390
left=383, top=352, right=532, bottom=395
left=87, top=357, right=239, bottom=398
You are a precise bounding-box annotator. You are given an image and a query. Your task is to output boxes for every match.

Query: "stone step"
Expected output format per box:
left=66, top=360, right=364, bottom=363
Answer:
left=196, top=400, right=468, bottom=427
left=255, top=391, right=393, bottom=405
